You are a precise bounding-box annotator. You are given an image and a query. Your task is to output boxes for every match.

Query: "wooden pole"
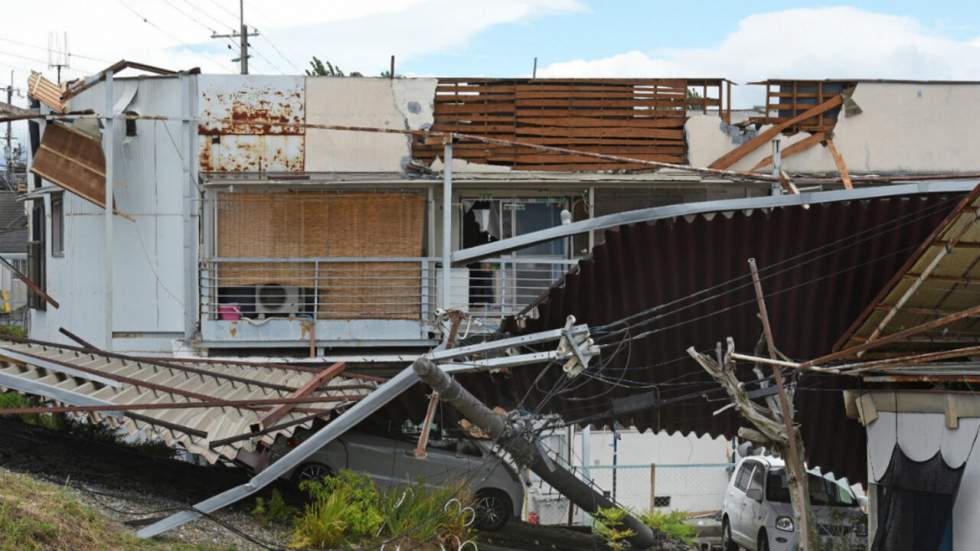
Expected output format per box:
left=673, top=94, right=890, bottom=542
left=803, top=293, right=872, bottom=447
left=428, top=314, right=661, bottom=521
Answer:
left=748, top=258, right=817, bottom=549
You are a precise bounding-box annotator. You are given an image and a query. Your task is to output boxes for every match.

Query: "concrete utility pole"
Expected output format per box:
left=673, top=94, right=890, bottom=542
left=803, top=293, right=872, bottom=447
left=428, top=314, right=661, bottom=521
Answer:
left=212, top=0, right=259, bottom=74
left=4, top=71, right=12, bottom=189
left=412, top=358, right=658, bottom=550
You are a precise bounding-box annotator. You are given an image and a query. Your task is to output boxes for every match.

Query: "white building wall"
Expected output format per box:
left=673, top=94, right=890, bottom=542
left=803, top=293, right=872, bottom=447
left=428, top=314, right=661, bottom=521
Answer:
left=527, top=428, right=733, bottom=525
left=29, top=76, right=193, bottom=354
left=866, top=411, right=980, bottom=549
left=687, top=82, right=980, bottom=174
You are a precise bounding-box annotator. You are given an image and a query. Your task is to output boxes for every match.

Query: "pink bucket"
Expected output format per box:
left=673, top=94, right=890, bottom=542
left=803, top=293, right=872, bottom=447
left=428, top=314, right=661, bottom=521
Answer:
left=218, top=304, right=242, bottom=320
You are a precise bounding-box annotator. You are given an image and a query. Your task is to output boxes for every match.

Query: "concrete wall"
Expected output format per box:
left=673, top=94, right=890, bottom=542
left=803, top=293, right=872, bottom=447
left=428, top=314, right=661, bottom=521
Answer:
left=866, top=410, right=980, bottom=549
left=29, top=76, right=194, bottom=354
left=305, top=77, right=436, bottom=172
left=688, top=82, right=980, bottom=174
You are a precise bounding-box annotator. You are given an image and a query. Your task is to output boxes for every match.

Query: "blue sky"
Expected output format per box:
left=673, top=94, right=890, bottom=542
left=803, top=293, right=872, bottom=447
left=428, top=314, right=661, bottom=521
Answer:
left=396, top=1, right=980, bottom=77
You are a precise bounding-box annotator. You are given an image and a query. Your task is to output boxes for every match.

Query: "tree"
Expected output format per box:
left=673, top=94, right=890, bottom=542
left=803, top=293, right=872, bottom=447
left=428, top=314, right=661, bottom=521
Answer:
left=305, top=56, right=362, bottom=77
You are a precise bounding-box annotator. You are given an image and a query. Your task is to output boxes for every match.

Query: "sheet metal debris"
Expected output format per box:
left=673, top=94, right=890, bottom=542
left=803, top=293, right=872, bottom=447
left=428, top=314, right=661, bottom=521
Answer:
left=0, top=340, right=375, bottom=463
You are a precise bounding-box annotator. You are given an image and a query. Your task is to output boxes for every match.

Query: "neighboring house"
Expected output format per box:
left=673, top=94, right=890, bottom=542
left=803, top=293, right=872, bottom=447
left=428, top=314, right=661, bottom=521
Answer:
left=21, top=64, right=980, bottom=355
left=0, top=190, right=27, bottom=316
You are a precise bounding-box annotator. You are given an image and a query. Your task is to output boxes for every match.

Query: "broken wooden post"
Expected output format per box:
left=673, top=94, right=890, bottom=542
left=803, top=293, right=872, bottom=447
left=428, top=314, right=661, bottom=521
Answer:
left=748, top=258, right=818, bottom=549
left=412, top=357, right=658, bottom=549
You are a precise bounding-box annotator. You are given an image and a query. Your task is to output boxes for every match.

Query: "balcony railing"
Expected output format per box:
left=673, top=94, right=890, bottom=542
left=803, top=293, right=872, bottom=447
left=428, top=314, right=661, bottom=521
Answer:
left=199, top=256, right=577, bottom=331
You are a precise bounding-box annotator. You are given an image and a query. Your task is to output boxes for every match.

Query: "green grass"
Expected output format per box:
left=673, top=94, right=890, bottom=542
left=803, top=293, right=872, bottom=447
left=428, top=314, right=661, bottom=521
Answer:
left=0, top=469, right=235, bottom=551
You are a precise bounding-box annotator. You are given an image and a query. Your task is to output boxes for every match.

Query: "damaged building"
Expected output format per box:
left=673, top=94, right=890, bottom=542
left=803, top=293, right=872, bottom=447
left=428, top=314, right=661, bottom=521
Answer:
left=9, top=61, right=980, bottom=546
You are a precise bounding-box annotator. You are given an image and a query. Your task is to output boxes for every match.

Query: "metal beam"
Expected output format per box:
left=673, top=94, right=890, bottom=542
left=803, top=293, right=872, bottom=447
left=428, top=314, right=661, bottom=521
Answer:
left=0, top=347, right=123, bottom=388
left=103, top=70, right=115, bottom=351
left=137, top=323, right=593, bottom=538
left=441, top=140, right=453, bottom=309
left=451, top=181, right=978, bottom=264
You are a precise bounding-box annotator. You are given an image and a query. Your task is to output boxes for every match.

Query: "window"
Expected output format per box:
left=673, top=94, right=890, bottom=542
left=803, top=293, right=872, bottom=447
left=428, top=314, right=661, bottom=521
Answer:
left=735, top=462, right=755, bottom=491
left=653, top=496, right=672, bottom=508
left=50, top=193, right=64, bottom=257
left=749, top=464, right=765, bottom=493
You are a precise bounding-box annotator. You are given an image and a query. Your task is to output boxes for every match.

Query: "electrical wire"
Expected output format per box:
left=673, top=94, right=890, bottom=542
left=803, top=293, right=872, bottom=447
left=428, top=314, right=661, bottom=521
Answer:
left=591, top=195, right=964, bottom=339
left=114, top=0, right=234, bottom=72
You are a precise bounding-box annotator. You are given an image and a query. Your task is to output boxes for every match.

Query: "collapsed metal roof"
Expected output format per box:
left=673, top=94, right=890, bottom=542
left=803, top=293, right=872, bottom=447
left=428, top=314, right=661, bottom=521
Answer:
left=838, top=187, right=980, bottom=357
left=514, top=190, right=967, bottom=484
left=0, top=339, right=375, bottom=464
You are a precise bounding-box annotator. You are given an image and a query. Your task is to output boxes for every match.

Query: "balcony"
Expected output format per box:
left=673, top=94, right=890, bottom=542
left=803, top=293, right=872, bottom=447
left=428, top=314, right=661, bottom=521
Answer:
left=199, top=256, right=576, bottom=348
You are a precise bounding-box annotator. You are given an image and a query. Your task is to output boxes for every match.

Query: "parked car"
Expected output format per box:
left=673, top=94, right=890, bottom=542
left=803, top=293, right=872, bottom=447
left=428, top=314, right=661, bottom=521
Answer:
left=721, top=456, right=867, bottom=551
left=275, top=429, right=525, bottom=531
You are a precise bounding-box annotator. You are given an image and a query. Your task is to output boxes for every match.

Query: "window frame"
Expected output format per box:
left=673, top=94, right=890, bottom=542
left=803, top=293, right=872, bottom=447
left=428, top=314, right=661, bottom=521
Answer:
left=50, top=192, right=64, bottom=258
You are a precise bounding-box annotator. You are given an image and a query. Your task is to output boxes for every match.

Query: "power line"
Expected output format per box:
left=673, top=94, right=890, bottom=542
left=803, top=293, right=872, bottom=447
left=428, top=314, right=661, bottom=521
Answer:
left=114, top=0, right=233, bottom=72
left=0, top=37, right=107, bottom=65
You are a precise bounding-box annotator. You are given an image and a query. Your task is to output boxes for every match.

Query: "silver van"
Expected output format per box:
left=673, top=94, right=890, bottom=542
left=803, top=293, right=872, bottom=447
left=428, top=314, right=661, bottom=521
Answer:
left=722, top=456, right=867, bottom=551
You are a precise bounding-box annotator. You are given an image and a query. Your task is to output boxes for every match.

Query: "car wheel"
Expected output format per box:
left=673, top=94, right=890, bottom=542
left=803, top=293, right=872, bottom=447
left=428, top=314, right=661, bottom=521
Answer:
left=757, top=529, right=769, bottom=551
left=474, top=489, right=511, bottom=531
left=294, top=462, right=333, bottom=485
left=722, top=517, right=739, bottom=551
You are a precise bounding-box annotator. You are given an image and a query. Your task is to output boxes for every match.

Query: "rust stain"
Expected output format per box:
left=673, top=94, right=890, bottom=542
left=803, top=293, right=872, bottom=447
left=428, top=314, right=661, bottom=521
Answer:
left=228, top=322, right=238, bottom=338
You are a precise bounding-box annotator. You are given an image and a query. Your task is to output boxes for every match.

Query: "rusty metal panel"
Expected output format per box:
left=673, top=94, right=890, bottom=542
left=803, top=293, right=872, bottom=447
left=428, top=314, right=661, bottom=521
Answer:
left=197, top=75, right=305, bottom=173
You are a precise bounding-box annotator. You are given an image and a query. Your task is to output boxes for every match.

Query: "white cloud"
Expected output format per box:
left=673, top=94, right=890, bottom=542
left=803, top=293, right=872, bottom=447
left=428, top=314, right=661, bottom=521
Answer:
left=0, top=0, right=583, bottom=98
left=539, top=6, right=980, bottom=106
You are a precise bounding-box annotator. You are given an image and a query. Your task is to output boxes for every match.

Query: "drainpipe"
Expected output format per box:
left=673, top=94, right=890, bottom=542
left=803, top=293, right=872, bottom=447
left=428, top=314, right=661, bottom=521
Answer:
left=412, top=358, right=657, bottom=549
left=103, top=71, right=114, bottom=351
left=441, top=139, right=453, bottom=310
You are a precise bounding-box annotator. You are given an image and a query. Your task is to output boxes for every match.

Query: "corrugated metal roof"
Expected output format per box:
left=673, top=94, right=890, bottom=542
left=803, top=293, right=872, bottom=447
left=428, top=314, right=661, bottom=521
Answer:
left=0, top=340, right=375, bottom=464
left=838, top=186, right=980, bottom=356
left=516, top=192, right=964, bottom=484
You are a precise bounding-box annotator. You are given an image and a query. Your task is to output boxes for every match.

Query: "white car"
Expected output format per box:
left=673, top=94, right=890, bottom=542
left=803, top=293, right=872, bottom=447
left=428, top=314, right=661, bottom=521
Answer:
left=276, top=429, right=524, bottom=531
left=721, top=456, right=867, bottom=551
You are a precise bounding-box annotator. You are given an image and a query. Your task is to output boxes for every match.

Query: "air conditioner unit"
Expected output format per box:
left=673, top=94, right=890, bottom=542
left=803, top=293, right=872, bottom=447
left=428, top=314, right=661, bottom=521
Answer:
left=255, top=284, right=304, bottom=316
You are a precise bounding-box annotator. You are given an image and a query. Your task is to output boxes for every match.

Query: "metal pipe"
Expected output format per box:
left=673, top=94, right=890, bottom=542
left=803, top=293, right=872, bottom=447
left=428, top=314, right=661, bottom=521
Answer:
left=452, top=182, right=979, bottom=265
left=103, top=70, right=114, bottom=351
left=412, top=357, right=656, bottom=549
left=442, top=139, right=453, bottom=309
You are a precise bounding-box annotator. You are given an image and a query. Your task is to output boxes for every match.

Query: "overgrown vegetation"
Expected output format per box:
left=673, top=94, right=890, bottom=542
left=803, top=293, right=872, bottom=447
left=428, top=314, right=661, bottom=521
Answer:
left=251, top=489, right=296, bottom=528
left=593, top=506, right=697, bottom=549
left=0, top=324, right=26, bottom=339
left=0, top=392, right=65, bottom=431
left=592, top=507, right=635, bottom=551
left=0, top=469, right=233, bottom=551
left=638, top=510, right=696, bottom=544
left=274, top=470, right=474, bottom=550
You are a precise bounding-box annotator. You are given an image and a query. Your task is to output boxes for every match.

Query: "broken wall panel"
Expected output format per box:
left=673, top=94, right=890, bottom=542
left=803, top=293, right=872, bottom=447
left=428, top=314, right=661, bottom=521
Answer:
left=216, top=192, right=425, bottom=319
left=748, top=80, right=852, bottom=134
left=198, top=76, right=305, bottom=172
left=413, top=78, right=727, bottom=172
left=30, top=123, right=107, bottom=207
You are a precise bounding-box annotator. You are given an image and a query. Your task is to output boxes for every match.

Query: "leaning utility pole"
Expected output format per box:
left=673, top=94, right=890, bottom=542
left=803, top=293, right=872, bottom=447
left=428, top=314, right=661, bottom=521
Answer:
left=412, top=358, right=658, bottom=549
left=747, top=258, right=817, bottom=548
left=212, top=0, right=259, bottom=74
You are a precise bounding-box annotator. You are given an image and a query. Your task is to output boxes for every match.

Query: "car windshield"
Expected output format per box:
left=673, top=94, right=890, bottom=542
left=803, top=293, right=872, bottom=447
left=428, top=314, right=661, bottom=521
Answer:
left=766, top=470, right=858, bottom=507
